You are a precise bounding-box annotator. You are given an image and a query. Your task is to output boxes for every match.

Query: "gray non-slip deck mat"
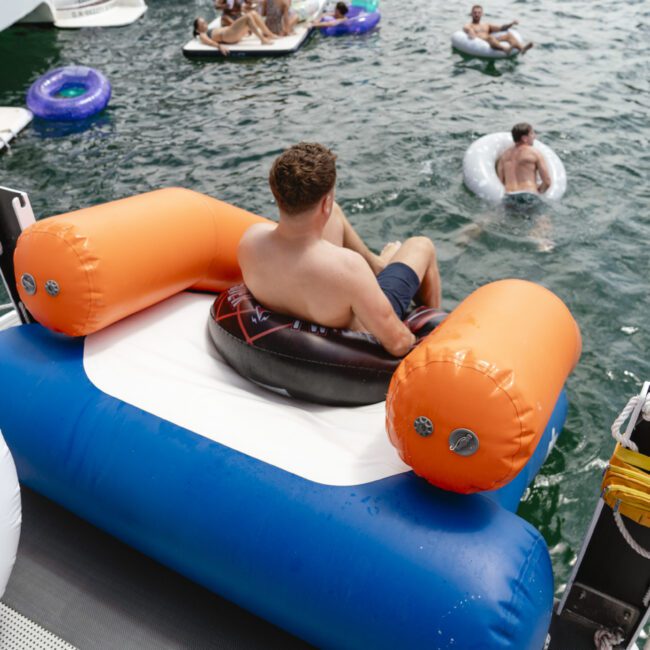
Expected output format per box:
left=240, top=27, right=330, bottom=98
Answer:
left=0, top=602, right=77, bottom=650
left=2, top=487, right=310, bottom=649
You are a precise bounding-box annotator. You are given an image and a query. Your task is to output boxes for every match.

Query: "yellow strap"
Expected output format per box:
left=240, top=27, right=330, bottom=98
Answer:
left=615, top=444, right=650, bottom=472
left=604, top=465, right=650, bottom=491
left=604, top=484, right=650, bottom=508
left=602, top=447, right=650, bottom=526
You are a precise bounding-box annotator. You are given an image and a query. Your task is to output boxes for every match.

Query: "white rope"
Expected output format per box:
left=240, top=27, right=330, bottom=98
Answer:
left=613, top=507, right=650, bottom=560
left=611, top=393, right=650, bottom=451
left=594, top=626, right=625, bottom=650
left=643, top=583, right=650, bottom=608
left=594, top=627, right=624, bottom=650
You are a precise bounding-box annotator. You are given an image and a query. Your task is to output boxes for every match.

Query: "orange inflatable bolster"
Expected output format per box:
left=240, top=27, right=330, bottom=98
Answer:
left=14, top=188, right=269, bottom=336
left=386, top=279, right=581, bottom=494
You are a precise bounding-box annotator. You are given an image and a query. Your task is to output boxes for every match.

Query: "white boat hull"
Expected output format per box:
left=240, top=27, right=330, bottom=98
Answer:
left=1, top=0, right=146, bottom=31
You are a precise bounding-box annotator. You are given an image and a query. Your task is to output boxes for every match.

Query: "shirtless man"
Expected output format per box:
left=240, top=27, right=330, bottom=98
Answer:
left=193, top=14, right=275, bottom=55
left=496, top=123, right=551, bottom=194
left=238, top=143, right=442, bottom=358
left=463, top=4, right=533, bottom=54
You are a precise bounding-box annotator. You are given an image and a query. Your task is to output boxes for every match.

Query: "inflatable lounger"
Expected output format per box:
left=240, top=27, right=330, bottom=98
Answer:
left=0, top=294, right=566, bottom=649
left=0, top=188, right=581, bottom=648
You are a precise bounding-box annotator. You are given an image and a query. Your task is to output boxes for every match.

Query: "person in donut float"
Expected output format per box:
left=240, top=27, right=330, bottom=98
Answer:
left=310, top=1, right=349, bottom=29
left=464, top=4, right=533, bottom=55
left=238, top=142, right=442, bottom=358
left=497, top=123, right=552, bottom=195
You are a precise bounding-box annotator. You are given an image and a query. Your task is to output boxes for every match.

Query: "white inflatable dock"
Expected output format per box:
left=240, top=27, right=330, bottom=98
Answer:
left=183, top=23, right=314, bottom=58
left=0, top=108, right=32, bottom=153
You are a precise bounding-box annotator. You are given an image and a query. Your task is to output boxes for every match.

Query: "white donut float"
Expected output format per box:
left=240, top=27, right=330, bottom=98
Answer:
left=0, top=430, right=21, bottom=599
left=451, top=29, right=523, bottom=59
left=463, top=132, right=567, bottom=204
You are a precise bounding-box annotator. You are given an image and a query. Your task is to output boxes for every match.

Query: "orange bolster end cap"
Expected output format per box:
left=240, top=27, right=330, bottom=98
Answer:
left=386, top=279, right=581, bottom=494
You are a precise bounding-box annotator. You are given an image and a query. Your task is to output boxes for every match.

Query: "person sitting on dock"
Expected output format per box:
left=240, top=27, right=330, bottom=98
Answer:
left=193, top=14, right=276, bottom=54
left=263, top=0, right=298, bottom=36
left=463, top=4, right=533, bottom=54
left=214, top=0, right=245, bottom=26
left=496, top=123, right=551, bottom=194
left=311, top=2, right=349, bottom=29
left=238, top=142, right=442, bottom=358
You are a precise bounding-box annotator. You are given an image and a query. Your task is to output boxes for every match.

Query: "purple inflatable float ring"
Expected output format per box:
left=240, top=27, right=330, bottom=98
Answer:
left=26, top=66, right=111, bottom=121
left=320, top=6, right=381, bottom=37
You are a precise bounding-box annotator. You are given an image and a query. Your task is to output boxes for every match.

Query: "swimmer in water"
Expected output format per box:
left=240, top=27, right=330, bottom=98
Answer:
left=463, top=4, right=533, bottom=54
left=496, top=123, right=551, bottom=194
left=193, top=14, right=276, bottom=55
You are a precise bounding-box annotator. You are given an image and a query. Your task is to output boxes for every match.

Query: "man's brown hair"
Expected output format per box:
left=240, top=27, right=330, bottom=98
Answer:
left=269, top=142, right=337, bottom=216
left=512, top=122, right=533, bottom=143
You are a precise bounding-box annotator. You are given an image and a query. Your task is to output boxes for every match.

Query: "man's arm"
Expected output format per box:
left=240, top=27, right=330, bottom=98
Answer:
left=333, top=203, right=384, bottom=274
left=198, top=33, right=230, bottom=54
left=345, top=257, right=416, bottom=357
left=536, top=152, right=551, bottom=193
left=311, top=17, right=345, bottom=28
left=496, top=19, right=518, bottom=32
left=496, top=155, right=505, bottom=185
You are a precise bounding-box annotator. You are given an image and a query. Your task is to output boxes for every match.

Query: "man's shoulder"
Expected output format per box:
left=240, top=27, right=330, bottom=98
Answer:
left=238, top=222, right=274, bottom=251
left=242, top=221, right=275, bottom=238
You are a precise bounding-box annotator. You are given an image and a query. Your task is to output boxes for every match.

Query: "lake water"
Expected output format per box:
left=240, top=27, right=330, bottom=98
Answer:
left=1, top=0, right=649, bottom=601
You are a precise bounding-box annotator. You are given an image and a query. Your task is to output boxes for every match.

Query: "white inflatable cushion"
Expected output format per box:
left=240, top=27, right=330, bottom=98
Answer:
left=84, top=292, right=410, bottom=487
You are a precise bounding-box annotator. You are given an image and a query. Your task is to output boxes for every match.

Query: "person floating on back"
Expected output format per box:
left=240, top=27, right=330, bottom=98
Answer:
left=496, top=123, right=551, bottom=194
left=238, top=143, right=442, bottom=358
left=464, top=4, right=533, bottom=54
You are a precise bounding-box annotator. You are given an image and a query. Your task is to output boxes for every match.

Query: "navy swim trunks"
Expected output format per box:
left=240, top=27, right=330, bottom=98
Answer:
left=376, top=262, right=420, bottom=320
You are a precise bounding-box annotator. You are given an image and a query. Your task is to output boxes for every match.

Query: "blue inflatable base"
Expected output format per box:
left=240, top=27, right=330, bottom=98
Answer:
left=0, top=322, right=565, bottom=649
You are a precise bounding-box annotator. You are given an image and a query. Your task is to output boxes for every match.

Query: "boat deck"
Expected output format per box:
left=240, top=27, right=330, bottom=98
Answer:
left=2, top=487, right=310, bottom=649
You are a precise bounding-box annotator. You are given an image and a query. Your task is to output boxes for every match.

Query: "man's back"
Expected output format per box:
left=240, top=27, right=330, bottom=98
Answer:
left=239, top=223, right=364, bottom=330
left=497, top=144, right=540, bottom=193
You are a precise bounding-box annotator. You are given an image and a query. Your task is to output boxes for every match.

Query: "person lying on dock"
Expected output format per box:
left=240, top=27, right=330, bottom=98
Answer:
left=311, top=2, right=349, bottom=29
left=463, top=4, right=533, bottom=54
left=193, top=14, right=276, bottom=54
left=264, top=0, right=298, bottom=36
left=496, top=123, right=551, bottom=194
left=238, top=142, right=442, bottom=358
